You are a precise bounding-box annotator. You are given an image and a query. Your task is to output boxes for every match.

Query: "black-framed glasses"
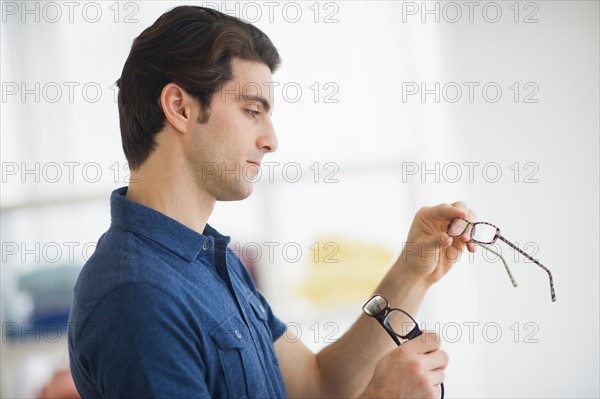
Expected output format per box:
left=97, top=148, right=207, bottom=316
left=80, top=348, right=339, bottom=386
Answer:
left=447, top=217, right=556, bottom=302
left=363, top=294, right=445, bottom=399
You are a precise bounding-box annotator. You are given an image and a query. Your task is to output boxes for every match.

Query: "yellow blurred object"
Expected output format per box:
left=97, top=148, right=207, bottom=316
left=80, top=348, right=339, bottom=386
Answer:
left=297, top=237, right=394, bottom=306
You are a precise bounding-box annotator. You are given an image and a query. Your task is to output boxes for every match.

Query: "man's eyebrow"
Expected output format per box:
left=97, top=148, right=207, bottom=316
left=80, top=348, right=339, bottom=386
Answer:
left=240, top=94, right=271, bottom=113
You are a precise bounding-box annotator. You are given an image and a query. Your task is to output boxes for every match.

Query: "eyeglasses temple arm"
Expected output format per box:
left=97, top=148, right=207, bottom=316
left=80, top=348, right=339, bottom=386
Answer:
left=497, top=235, right=556, bottom=302
left=476, top=243, right=518, bottom=288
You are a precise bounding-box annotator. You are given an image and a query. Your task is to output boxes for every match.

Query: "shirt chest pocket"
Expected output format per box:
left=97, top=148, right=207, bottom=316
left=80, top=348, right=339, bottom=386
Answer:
left=246, top=293, right=281, bottom=366
left=209, top=313, right=266, bottom=398
left=247, top=294, right=269, bottom=327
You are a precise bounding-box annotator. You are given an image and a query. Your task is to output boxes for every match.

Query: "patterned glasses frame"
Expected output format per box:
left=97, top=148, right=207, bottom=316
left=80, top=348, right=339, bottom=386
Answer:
left=446, top=217, right=556, bottom=302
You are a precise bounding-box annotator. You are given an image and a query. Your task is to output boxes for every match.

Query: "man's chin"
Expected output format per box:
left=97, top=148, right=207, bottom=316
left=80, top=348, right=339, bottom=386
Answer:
left=216, top=186, right=254, bottom=202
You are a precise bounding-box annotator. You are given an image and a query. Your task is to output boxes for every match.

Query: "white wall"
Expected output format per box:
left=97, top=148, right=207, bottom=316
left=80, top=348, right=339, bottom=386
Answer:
left=1, top=1, right=598, bottom=397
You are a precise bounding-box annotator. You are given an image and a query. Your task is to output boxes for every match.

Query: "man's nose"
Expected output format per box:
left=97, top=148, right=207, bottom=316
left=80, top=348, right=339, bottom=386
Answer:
left=257, top=119, right=278, bottom=153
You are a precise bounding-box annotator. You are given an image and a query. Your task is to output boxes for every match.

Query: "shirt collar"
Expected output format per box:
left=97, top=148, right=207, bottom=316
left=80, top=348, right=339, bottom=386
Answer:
left=110, top=187, right=230, bottom=261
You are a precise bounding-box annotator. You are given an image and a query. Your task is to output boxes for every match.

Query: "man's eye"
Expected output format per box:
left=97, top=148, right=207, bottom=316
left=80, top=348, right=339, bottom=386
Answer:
left=246, top=109, right=260, bottom=118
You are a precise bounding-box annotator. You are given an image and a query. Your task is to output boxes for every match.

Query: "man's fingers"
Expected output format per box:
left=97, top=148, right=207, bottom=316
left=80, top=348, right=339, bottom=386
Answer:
left=423, top=348, right=449, bottom=372
left=467, top=207, right=477, bottom=223
left=430, top=369, right=446, bottom=387
left=450, top=200, right=469, bottom=213
left=423, top=231, right=453, bottom=250
left=402, top=332, right=442, bottom=354
left=428, top=203, right=468, bottom=221
left=427, top=201, right=474, bottom=225
left=420, top=332, right=442, bottom=353
left=447, top=201, right=475, bottom=244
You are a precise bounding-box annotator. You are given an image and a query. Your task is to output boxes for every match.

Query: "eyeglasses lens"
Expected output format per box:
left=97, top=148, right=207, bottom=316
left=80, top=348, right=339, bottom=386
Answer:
left=363, top=295, right=388, bottom=317
left=472, top=223, right=498, bottom=245
left=386, top=310, right=418, bottom=338
left=448, top=218, right=469, bottom=237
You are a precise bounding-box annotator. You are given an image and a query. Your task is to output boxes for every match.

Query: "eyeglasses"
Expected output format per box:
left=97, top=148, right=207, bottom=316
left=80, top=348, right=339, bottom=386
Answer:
left=447, top=217, right=556, bottom=302
left=363, top=294, right=445, bottom=399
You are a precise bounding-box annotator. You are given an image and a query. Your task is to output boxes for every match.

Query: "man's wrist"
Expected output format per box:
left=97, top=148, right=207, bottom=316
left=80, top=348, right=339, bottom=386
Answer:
left=391, top=259, right=435, bottom=290
left=373, top=262, right=432, bottom=313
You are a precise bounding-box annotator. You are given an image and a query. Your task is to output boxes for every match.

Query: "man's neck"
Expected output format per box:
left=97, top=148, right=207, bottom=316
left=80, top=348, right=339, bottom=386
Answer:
left=125, top=156, right=215, bottom=235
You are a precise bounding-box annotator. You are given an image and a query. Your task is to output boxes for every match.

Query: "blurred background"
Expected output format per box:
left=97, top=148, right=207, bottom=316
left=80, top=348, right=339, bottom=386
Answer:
left=1, top=1, right=598, bottom=397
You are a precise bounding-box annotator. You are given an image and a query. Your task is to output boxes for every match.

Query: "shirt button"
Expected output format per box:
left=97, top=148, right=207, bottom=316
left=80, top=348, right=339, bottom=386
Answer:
left=202, top=241, right=210, bottom=250
left=234, top=329, right=242, bottom=339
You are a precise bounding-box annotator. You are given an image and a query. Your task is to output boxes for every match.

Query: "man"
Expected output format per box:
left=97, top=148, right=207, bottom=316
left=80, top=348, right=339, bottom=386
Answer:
left=68, top=6, right=475, bottom=398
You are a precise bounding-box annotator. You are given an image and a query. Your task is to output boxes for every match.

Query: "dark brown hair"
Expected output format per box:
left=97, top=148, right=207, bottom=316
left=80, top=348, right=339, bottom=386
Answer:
left=116, top=6, right=281, bottom=169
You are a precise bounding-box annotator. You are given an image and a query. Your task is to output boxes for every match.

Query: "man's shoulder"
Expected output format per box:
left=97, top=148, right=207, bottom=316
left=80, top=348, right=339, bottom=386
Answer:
left=77, top=224, right=152, bottom=285
left=71, top=224, right=189, bottom=319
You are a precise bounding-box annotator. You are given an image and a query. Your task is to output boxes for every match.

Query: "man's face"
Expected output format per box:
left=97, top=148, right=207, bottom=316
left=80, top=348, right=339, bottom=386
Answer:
left=184, top=58, right=278, bottom=201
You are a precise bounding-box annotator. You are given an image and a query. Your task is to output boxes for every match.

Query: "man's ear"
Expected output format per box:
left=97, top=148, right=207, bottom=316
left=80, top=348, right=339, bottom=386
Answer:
left=160, top=83, right=193, bottom=133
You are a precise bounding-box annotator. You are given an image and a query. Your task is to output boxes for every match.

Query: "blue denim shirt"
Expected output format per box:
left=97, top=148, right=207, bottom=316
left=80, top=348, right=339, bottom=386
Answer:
left=68, top=187, right=288, bottom=398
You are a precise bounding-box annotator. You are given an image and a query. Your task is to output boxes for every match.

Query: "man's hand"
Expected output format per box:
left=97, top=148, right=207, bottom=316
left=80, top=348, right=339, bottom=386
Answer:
left=397, top=202, right=476, bottom=285
left=277, top=203, right=470, bottom=399
left=359, top=332, right=447, bottom=399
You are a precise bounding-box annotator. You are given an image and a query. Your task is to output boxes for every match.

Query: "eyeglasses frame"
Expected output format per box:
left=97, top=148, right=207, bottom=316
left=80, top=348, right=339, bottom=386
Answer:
left=362, top=294, right=445, bottom=398
left=362, top=294, right=422, bottom=346
left=446, top=217, right=556, bottom=302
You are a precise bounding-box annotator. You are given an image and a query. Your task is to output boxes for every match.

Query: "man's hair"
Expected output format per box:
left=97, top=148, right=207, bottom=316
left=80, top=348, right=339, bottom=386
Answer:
left=116, top=6, right=281, bottom=170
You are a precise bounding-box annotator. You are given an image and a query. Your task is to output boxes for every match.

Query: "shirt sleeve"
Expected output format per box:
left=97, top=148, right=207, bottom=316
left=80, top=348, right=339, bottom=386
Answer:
left=70, top=282, right=211, bottom=399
